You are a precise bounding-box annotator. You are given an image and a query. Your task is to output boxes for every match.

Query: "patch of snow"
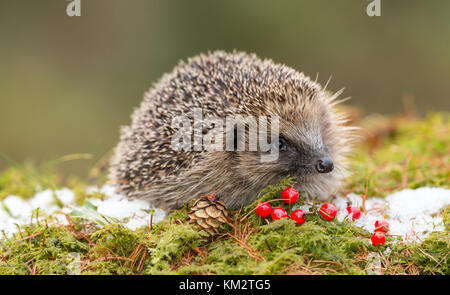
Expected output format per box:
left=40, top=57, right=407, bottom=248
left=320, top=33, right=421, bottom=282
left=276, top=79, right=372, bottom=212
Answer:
left=3, top=195, right=32, bottom=221
left=333, top=187, right=450, bottom=242
left=29, top=190, right=59, bottom=215
left=386, top=187, right=449, bottom=219
left=85, top=184, right=167, bottom=228
left=55, top=188, right=75, bottom=205
left=96, top=198, right=150, bottom=219
left=0, top=184, right=167, bottom=237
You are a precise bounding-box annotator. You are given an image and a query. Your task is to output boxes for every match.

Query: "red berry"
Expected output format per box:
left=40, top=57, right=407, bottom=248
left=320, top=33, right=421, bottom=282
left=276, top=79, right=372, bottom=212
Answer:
left=282, top=187, right=299, bottom=204
left=374, top=220, right=390, bottom=233
left=270, top=207, right=288, bottom=220
left=255, top=202, right=272, bottom=218
left=319, top=204, right=337, bottom=221
left=291, top=209, right=306, bottom=225
left=371, top=231, right=386, bottom=246
left=346, top=205, right=361, bottom=221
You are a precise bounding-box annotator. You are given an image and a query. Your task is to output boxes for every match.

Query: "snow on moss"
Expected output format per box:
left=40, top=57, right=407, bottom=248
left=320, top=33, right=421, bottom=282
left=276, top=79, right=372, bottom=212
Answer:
left=0, top=184, right=166, bottom=236
left=332, top=187, right=450, bottom=242
left=1, top=185, right=448, bottom=243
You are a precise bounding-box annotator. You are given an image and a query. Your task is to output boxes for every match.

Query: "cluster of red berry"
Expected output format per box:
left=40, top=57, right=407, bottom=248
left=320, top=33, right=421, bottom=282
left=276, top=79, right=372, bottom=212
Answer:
left=254, top=187, right=390, bottom=246
left=254, top=187, right=307, bottom=224
left=254, top=187, right=362, bottom=224
left=254, top=187, right=343, bottom=225
left=320, top=203, right=364, bottom=222
left=371, top=219, right=389, bottom=246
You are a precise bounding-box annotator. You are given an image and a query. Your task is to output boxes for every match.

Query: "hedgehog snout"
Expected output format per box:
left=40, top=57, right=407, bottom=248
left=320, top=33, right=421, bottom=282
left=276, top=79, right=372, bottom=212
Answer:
left=315, top=156, right=334, bottom=173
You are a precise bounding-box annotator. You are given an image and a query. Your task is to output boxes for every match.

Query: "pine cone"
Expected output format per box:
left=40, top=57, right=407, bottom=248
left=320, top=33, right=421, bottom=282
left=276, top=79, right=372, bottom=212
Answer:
left=188, top=192, right=229, bottom=236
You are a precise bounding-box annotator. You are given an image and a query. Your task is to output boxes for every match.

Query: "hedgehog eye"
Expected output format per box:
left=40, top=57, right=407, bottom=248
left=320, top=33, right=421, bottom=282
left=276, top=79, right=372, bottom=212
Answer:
left=278, top=137, right=287, bottom=151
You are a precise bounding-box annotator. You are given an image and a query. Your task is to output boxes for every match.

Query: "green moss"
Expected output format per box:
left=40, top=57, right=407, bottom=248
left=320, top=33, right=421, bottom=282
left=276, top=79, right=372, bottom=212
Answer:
left=0, top=224, right=89, bottom=274
left=413, top=231, right=449, bottom=274
left=441, top=205, right=450, bottom=231
left=142, top=223, right=208, bottom=274
left=346, top=112, right=449, bottom=197
left=0, top=112, right=449, bottom=275
left=0, top=194, right=447, bottom=275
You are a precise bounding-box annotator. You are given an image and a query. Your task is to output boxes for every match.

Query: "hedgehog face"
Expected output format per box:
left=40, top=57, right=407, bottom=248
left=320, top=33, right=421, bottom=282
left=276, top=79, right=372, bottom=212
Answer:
left=275, top=134, right=333, bottom=176
left=233, top=93, right=344, bottom=199
left=276, top=100, right=335, bottom=177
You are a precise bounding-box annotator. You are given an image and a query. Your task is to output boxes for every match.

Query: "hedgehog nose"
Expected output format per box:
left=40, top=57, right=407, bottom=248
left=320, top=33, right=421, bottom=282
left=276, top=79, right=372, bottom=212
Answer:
left=315, top=157, right=334, bottom=173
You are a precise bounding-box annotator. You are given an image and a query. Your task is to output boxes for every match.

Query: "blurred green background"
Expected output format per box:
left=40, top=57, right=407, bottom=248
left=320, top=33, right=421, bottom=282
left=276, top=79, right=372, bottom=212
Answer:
left=0, top=0, right=449, bottom=175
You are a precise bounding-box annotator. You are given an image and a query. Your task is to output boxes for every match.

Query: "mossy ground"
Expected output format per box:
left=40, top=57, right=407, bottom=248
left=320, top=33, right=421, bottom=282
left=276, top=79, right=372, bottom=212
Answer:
left=0, top=110, right=448, bottom=275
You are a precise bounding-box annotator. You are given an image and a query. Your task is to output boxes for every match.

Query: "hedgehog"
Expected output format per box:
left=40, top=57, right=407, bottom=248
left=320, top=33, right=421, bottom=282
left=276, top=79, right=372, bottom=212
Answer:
left=109, top=50, right=356, bottom=210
